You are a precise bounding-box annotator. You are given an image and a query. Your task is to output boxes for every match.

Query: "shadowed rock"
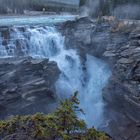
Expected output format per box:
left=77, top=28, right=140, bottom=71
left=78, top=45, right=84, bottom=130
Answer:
left=0, top=57, right=60, bottom=119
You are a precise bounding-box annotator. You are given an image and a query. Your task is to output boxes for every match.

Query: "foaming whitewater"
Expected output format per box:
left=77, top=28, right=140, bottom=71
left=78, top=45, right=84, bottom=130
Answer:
left=81, top=55, right=111, bottom=127
left=0, top=25, right=111, bottom=128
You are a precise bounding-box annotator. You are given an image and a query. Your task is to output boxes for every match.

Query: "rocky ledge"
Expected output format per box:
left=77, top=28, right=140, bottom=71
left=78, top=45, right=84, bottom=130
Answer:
left=60, top=17, right=140, bottom=140
left=0, top=57, right=60, bottom=119
left=103, top=26, right=140, bottom=140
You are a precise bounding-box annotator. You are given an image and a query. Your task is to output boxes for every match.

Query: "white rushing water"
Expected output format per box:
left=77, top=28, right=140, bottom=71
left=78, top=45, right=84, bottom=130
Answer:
left=0, top=25, right=111, bottom=128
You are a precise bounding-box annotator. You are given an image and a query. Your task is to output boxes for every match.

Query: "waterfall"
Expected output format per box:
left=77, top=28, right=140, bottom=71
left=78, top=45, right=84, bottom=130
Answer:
left=0, top=25, right=111, bottom=128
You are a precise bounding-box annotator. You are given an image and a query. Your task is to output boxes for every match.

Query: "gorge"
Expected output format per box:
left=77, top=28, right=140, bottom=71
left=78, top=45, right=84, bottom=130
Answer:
left=0, top=14, right=140, bottom=140
left=0, top=16, right=111, bottom=128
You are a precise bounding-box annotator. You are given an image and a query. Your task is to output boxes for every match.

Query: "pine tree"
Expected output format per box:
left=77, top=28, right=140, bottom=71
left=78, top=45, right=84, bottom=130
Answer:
left=54, top=91, right=86, bottom=139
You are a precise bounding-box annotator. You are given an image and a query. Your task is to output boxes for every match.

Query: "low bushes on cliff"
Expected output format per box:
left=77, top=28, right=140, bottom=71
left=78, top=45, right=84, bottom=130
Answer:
left=0, top=92, right=111, bottom=140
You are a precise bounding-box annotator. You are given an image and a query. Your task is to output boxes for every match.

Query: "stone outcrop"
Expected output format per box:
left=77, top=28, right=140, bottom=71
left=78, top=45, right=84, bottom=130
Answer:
left=0, top=57, right=60, bottom=119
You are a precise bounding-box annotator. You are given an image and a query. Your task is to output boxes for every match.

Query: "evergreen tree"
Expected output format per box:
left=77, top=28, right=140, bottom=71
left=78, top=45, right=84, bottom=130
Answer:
left=0, top=92, right=111, bottom=140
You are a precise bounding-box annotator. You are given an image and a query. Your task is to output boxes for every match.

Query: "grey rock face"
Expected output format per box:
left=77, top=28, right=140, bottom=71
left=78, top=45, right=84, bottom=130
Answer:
left=0, top=17, right=139, bottom=139
left=0, top=57, right=60, bottom=119
left=60, top=17, right=129, bottom=60
left=103, top=27, right=140, bottom=140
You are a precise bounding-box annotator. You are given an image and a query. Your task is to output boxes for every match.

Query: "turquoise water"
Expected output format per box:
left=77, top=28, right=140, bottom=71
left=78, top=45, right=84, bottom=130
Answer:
left=0, top=15, right=77, bottom=26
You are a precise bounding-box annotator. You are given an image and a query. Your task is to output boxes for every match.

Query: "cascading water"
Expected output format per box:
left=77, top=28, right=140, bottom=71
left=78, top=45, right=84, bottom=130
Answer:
left=0, top=25, right=111, bottom=128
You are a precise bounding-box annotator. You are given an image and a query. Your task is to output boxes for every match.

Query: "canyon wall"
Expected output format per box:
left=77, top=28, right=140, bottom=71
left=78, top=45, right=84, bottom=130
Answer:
left=0, top=0, right=80, bottom=14
left=60, top=17, right=140, bottom=140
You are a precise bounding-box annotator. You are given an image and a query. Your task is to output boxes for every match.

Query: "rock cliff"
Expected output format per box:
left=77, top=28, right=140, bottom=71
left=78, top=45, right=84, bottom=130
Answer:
left=0, top=17, right=140, bottom=140
left=0, top=57, right=60, bottom=119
